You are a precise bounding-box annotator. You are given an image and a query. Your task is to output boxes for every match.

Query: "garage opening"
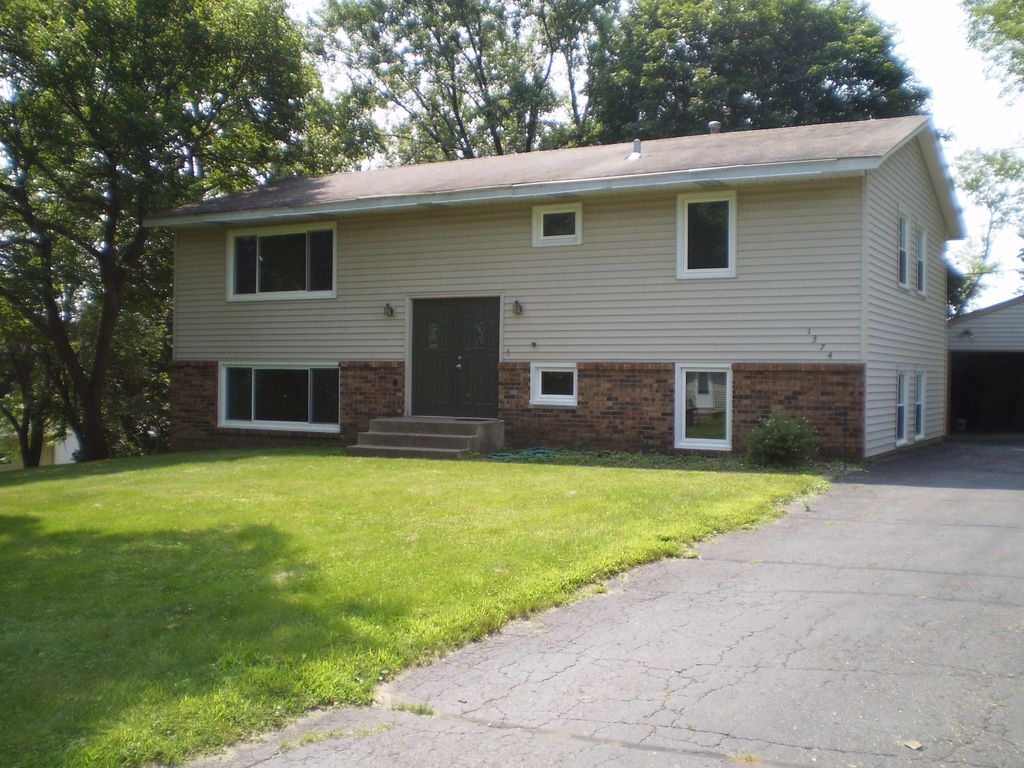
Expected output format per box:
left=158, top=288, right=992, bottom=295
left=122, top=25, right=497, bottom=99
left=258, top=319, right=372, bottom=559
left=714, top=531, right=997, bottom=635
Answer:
left=949, top=351, right=1024, bottom=433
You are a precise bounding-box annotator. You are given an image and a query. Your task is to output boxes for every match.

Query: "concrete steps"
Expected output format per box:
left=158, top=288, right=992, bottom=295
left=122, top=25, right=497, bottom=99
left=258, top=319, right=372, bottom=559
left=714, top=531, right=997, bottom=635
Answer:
left=347, top=417, right=505, bottom=459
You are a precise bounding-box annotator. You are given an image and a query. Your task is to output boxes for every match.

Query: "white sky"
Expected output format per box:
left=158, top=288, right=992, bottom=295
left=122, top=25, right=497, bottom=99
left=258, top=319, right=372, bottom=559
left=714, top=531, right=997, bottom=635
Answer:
left=866, top=0, right=1024, bottom=305
left=290, top=0, right=1024, bottom=306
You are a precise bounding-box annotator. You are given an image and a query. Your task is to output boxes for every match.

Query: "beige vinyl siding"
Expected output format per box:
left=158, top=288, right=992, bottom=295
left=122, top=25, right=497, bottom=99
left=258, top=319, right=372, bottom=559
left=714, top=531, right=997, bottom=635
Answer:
left=173, top=180, right=864, bottom=367
left=864, top=139, right=949, bottom=456
left=948, top=298, right=1024, bottom=351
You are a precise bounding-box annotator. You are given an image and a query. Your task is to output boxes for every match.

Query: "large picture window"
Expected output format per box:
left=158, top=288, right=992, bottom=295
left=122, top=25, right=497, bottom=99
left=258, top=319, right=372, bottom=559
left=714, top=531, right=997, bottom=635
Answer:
left=677, top=192, right=737, bottom=278
left=227, top=224, right=335, bottom=300
left=675, top=364, right=731, bottom=450
left=221, top=365, right=339, bottom=432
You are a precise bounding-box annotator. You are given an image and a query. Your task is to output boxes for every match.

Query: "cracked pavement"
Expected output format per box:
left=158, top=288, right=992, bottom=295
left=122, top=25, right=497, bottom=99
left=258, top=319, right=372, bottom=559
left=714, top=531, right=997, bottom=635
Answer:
left=190, top=440, right=1024, bottom=768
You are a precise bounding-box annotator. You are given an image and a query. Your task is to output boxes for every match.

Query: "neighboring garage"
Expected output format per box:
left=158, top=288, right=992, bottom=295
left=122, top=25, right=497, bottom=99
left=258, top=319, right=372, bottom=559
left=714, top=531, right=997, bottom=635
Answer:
left=948, top=295, right=1024, bottom=433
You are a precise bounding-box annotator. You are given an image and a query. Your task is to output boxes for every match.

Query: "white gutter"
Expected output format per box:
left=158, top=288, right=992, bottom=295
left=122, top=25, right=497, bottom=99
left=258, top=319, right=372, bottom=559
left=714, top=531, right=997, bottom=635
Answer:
left=145, top=156, right=880, bottom=227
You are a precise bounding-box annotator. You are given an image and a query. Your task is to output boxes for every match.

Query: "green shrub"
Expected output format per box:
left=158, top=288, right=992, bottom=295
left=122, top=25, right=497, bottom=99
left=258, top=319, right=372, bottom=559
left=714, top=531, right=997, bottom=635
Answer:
left=745, top=412, right=820, bottom=467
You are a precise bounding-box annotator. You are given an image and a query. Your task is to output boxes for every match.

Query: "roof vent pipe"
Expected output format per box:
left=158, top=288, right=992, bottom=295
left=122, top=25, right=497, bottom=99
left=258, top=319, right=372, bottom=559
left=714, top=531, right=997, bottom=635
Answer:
left=708, top=121, right=722, bottom=134
left=626, top=138, right=643, bottom=161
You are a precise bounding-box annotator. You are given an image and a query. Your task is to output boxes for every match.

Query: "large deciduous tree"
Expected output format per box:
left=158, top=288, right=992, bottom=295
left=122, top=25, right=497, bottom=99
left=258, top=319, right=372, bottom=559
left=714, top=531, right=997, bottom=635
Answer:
left=948, top=149, right=1024, bottom=314
left=0, top=0, right=316, bottom=461
left=963, top=0, right=1024, bottom=292
left=320, top=0, right=615, bottom=161
left=965, top=0, right=1024, bottom=92
left=586, top=0, right=928, bottom=142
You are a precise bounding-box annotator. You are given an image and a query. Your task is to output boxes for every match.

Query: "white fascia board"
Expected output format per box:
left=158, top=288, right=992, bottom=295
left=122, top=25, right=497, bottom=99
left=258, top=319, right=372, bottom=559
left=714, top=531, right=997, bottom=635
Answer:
left=146, top=156, right=879, bottom=227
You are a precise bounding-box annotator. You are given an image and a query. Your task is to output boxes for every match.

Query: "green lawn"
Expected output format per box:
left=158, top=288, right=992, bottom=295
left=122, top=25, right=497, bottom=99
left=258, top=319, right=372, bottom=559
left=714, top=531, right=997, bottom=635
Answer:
left=0, top=449, right=823, bottom=767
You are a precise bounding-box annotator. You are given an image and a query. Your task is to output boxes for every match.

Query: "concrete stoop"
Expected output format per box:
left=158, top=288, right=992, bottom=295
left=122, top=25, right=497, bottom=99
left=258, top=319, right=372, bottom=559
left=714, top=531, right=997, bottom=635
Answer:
left=347, top=417, right=505, bottom=459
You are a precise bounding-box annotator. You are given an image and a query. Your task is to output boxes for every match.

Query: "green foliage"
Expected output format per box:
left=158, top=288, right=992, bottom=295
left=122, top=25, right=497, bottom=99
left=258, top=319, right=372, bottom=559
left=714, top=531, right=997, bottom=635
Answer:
left=0, top=0, right=318, bottom=459
left=946, top=258, right=995, bottom=318
left=0, top=299, right=59, bottom=467
left=320, top=0, right=615, bottom=160
left=950, top=148, right=1024, bottom=309
left=0, top=449, right=821, bottom=766
left=745, top=411, right=820, bottom=467
left=964, top=0, right=1024, bottom=92
left=586, top=0, right=928, bottom=142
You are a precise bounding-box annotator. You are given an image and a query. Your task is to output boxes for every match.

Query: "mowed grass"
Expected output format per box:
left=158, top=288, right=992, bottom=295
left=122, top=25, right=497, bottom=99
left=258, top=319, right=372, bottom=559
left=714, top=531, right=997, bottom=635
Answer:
left=0, top=449, right=823, bottom=767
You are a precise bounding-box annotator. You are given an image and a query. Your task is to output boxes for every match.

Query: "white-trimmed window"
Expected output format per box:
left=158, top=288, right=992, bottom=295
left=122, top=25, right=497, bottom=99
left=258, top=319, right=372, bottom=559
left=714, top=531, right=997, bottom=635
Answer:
left=530, top=363, right=578, bottom=406
left=532, top=203, right=582, bottom=247
left=227, top=222, right=336, bottom=300
left=897, top=213, right=909, bottom=287
left=675, top=364, right=731, bottom=450
left=220, top=364, right=340, bottom=432
left=914, top=372, right=925, bottom=439
left=896, top=371, right=908, bottom=445
left=915, top=225, right=927, bottom=295
left=677, top=191, right=737, bottom=279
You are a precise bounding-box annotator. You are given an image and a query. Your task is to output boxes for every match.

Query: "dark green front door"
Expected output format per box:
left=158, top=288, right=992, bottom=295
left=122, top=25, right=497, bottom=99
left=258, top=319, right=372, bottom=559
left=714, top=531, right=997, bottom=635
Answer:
left=412, top=297, right=499, bottom=418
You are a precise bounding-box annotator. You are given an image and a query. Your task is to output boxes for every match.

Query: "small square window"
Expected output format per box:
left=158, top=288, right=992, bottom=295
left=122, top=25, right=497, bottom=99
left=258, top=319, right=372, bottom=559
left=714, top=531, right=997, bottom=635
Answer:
left=533, top=204, right=582, bottom=247
left=530, top=363, right=578, bottom=406
left=677, top=192, right=736, bottom=278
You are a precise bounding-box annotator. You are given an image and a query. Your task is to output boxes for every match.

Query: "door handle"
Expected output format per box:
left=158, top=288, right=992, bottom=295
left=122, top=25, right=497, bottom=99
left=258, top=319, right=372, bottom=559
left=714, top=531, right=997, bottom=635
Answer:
left=455, top=363, right=463, bottom=370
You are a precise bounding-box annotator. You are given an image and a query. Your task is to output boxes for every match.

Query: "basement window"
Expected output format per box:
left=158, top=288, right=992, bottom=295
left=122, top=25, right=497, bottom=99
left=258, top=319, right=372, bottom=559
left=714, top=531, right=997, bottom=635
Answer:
left=221, top=365, right=339, bottom=432
left=674, top=364, right=731, bottom=450
left=677, top=192, right=737, bottom=278
left=530, top=363, right=578, bottom=406
left=228, top=223, right=336, bottom=300
left=532, top=203, right=582, bottom=247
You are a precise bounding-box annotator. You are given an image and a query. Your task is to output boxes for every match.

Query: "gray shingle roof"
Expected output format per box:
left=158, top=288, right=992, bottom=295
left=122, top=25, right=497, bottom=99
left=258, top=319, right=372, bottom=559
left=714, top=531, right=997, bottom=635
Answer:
left=150, top=116, right=960, bottom=234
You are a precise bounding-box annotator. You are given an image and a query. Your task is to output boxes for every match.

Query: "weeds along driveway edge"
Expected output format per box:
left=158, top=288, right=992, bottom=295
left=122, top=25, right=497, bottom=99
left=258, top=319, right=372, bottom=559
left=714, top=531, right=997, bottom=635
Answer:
left=0, top=448, right=826, bottom=768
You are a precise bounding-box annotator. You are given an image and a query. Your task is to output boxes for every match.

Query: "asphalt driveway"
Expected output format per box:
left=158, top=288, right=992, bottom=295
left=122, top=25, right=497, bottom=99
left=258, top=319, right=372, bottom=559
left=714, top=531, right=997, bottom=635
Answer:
left=194, top=440, right=1024, bottom=768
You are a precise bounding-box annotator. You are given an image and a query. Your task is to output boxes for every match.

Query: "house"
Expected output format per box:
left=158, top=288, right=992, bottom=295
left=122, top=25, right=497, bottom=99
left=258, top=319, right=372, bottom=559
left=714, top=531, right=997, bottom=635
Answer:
left=947, top=295, right=1024, bottom=433
left=149, top=115, right=964, bottom=459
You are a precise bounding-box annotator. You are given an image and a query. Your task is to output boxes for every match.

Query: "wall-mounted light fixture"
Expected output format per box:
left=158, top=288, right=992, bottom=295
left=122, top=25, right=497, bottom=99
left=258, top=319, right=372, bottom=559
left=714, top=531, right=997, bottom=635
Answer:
left=512, top=299, right=525, bottom=315
left=384, top=302, right=395, bottom=318
left=959, top=328, right=973, bottom=338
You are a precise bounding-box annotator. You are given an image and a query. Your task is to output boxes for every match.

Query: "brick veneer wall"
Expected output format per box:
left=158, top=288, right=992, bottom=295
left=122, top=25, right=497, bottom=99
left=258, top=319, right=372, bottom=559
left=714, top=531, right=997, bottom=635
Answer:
left=339, top=361, right=405, bottom=438
left=732, top=363, right=865, bottom=458
left=171, top=359, right=864, bottom=457
left=498, top=362, right=676, bottom=451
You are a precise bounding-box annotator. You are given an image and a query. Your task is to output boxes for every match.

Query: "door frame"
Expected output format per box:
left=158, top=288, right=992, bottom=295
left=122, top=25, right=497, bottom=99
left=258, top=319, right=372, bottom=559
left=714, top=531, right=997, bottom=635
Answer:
left=404, top=292, right=506, bottom=417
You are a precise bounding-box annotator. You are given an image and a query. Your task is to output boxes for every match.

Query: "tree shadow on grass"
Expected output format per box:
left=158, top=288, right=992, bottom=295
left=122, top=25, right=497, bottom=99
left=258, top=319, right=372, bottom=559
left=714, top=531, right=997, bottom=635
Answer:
left=0, top=514, right=406, bottom=768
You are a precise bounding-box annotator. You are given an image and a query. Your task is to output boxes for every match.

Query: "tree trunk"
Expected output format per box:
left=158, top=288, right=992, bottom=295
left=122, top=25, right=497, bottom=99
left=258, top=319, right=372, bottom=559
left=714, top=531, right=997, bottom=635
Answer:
left=26, top=412, right=45, bottom=468
left=78, top=398, right=110, bottom=461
